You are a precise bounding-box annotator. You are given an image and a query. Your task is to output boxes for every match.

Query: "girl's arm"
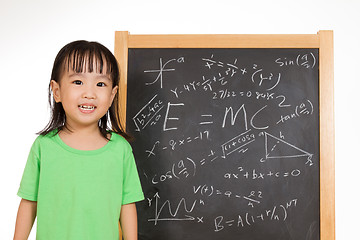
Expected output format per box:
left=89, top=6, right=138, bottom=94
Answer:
left=13, top=199, right=37, bottom=240
left=120, top=203, right=138, bottom=240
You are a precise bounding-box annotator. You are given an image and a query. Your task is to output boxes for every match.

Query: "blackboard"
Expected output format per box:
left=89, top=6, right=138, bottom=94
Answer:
left=114, top=31, right=334, bottom=240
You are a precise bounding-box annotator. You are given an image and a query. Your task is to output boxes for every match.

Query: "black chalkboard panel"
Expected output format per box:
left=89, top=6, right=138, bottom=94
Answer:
left=126, top=48, right=319, bottom=240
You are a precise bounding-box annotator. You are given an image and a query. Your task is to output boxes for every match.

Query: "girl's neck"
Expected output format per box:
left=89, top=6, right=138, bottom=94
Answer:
left=58, top=125, right=110, bottom=151
left=62, top=123, right=101, bottom=136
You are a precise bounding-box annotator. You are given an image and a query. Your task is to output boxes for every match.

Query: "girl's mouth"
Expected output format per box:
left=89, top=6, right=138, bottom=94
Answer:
left=78, top=105, right=96, bottom=113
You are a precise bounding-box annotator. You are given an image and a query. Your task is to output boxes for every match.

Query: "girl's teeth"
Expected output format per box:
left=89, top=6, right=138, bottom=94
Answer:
left=80, top=105, right=95, bottom=110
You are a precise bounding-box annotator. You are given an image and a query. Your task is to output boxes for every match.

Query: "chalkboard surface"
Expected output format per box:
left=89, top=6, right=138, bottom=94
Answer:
left=126, top=48, right=319, bottom=240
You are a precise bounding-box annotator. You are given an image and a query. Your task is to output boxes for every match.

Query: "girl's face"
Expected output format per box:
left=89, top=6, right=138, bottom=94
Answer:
left=50, top=66, right=118, bottom=131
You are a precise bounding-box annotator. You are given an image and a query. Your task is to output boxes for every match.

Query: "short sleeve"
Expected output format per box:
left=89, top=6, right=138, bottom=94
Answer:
left=122, top=147, right=144, bottom=205
left=17, top=138, right=41, bottom=201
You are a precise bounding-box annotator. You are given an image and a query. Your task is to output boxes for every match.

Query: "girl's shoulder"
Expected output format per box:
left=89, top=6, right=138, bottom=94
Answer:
left=34, top=129, right=57, bottom=142
left=35, top=128, right=58, bottom=140
left=28, top=129, right=59, bottom=157
left=110, top=132, right=130, bottom=144
left=109, top=132, right=133, bottom=152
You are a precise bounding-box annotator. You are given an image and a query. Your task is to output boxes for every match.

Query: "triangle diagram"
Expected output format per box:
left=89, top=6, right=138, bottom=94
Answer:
left=264, top=132, right=312, bottom=159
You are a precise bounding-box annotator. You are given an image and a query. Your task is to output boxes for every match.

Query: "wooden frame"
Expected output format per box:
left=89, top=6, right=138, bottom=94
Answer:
left=114, top=31, right=335, bottom=240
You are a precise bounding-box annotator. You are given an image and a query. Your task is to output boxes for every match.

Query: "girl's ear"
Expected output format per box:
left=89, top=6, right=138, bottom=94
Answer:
left=110, top=86, right=118, bottom=106
left=50, top=80, right=61, bottom=103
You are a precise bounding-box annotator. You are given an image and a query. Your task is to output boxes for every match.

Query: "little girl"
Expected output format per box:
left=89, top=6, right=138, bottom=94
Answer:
left=14, top=40, right=144, bottom=240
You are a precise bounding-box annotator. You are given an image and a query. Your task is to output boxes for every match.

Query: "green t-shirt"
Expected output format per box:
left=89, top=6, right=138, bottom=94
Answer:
left=17, top=131, right=144, bottom=240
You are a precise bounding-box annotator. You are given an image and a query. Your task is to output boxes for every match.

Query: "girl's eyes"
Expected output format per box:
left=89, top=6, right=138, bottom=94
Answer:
left=73, top=80, right=83, bottom=85
left=72, top=80, right=106, bottom=87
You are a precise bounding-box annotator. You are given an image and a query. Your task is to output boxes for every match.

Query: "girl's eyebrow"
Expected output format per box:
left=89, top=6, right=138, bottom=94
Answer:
left=96, top=75, right=111, bottom=81
left=68, top=72, right=111, bottom=81
left=68, top=73, right=83, bottom=78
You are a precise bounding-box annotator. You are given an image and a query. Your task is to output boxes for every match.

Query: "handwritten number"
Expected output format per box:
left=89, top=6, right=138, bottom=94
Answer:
left=276, top=95, right=291, bottom=108
left=213, top=92, right=217, bottom=99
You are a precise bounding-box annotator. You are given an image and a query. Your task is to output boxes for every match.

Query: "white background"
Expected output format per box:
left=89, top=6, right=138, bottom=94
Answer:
left=1, top=0, right=358, bottom=239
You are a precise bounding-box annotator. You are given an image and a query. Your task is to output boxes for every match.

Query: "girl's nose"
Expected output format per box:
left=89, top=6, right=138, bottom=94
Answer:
left=82, top=86, right=96, bottom=99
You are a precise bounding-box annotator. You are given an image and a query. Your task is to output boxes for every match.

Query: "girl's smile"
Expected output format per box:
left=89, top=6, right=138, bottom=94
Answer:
left=78, top=103, right=96, bottom=113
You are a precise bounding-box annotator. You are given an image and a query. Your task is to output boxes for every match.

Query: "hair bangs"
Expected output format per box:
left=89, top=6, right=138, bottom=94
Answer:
left=65, top=48, right=114, bottom=76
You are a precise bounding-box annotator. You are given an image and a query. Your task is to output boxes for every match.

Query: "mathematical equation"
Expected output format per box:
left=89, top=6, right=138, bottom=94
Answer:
left=214, top=198, right=298, bottom=232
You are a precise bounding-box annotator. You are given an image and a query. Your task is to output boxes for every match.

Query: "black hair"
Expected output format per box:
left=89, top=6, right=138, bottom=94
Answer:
left=38, top=40, right=131, bottom=140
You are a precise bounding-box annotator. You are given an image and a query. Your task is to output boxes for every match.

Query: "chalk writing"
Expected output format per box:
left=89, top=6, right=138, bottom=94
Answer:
left=260, top=132, right=314, bottom=166
left=221, top=130, right=256, bottom=158
left=151, top=157, right=197, bottom=184
left=144, top=57, right=184, bottom=88
left=145, top=130, right=210, bottom=158
left=275, top=52, right=316, bottom=69
left=276, top=99, right=314, bottom=124
left=132, top=94, right=164, bottom=132
left=193, top=184, right=263, bottom=207
left=148, top=192, right=198, bottom=225
left=224, top=167, right=302, bottom=180
left=251, top=69, right=281, bottom=91
left=214, top=199, right=298, bottom=232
